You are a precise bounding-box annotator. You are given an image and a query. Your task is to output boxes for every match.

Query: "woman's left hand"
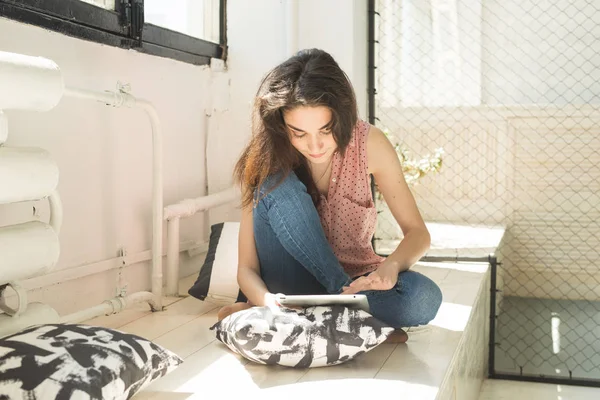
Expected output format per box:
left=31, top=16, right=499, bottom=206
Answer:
left=341, top=261, right=400, bottom=294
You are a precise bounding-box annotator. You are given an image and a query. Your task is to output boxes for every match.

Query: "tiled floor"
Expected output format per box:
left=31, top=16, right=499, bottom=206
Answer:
left=495, top=296, right=600, bottom=380
left=85, top=262, right=489, bottom=400
left=479, top=379, right=600, bottom=400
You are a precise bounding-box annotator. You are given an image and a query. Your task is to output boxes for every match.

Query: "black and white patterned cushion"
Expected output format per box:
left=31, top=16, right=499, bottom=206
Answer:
left=0, top=323, right=183, bottom=400
left=211, top=305, right=393, bottom=368
left=188, top=222, right=241, bottom=304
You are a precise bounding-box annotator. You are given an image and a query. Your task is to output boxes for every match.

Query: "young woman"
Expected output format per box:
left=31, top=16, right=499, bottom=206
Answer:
left=218, top=49, right=442, bottom=342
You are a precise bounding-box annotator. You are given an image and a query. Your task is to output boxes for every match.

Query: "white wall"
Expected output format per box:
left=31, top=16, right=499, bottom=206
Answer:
left=207, top=0, right=288, bottom=227
left=298, top=0, right=368, bottom=117
left=0, top=0, right=368, bottom=316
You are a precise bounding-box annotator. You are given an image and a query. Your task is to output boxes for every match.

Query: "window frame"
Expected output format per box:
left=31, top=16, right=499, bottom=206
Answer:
left=0, top=0, right=227, bottom=65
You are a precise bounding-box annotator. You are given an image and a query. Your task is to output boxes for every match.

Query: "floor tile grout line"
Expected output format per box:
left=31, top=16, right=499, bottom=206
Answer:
left=177, top=336, right=252, bottom=368
left=375, top=343, right=399, bottom=376
left=181, top=338, right=217, bottom=360
left=295, top=367, right=311, bottom=383
left=133, top=303, right=220, bottom=341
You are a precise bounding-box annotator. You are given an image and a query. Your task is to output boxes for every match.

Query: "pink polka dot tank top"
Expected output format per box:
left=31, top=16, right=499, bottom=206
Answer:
left=316, top=119, right=386, bottom=278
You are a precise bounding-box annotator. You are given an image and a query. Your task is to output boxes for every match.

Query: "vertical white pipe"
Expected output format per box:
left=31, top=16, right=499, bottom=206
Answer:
left=166, top=217, right=180, bottom=296
left=284, top=0, right=299, bottom=57
left=137, top=100, right=164, bottom=310
left=64, top=87, right=163, bottom=311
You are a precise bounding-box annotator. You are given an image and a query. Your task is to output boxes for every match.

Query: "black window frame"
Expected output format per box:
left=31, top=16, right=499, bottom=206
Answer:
left=0, top=0, right=227, bottom=65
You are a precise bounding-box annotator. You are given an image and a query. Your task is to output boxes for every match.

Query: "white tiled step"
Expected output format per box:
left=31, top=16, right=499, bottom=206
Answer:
left=84, top=262, right=490, bottom=400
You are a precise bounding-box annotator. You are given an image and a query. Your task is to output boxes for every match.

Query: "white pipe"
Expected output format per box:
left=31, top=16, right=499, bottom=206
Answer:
left=0, top=282, right=28, bottom=317
left=64, top=87, right=134, bottom=108
left=60, top=291, right=159, bottom=324
left=137, top=99, right=164, bottom=308
left=60, top=298, right=125, bottom=325
left=48, top=189, right=62, bottom=234
left=59, top=84, right=234, bottom=318
left=284, top=0, right=299, bottom=57
left=64, top=86, right=163, bottom=310
left=166, top=217, right=181, bottom=296
left=21, top=239, right=206, bottom=291
left=164, top=187, right=238, bottom=220
left=163, top=187, right=238, bottom=296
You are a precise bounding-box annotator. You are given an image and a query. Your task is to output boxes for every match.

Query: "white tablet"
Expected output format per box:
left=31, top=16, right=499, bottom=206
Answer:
left=276, top=294, right=370, bottom=313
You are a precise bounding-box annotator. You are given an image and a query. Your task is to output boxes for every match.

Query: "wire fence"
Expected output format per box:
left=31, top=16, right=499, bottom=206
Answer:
left=371, top=0, right=600, bottom=384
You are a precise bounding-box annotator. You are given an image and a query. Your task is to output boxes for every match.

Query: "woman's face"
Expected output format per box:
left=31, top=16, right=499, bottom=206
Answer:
left=283, top=106, right=337, bottom=165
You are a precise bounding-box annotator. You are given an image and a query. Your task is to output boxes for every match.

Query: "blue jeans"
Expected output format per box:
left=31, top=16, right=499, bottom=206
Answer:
left=248, top=172, right=442, bottom=329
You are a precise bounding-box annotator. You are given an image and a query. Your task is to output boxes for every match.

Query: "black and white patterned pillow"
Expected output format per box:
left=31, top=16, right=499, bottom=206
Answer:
left=188, top=222, right=241, bottom=304
left=210, top=305, right=393, bottom=368
left=0, top=323, right=183, bottom=400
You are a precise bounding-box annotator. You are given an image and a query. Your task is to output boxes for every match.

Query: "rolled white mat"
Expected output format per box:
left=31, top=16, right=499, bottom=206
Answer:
left=0, top=221, right=60, bottom=283
left=0, top=111, right=7, bottom=144
left=0, top=51, right=64, bottom=111
left=0, top=147, right=59, bottom=204
left=0, top=302, right=60, bottom=339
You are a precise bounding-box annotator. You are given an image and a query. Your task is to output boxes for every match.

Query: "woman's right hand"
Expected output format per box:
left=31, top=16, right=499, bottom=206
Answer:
left=263, top=292, right=283, bottom=309
left=264, top=293, right=303, bottom=311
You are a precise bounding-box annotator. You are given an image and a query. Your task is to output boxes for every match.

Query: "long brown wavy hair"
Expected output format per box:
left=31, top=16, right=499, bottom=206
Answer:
left=234, top=49, right=358, bottom=208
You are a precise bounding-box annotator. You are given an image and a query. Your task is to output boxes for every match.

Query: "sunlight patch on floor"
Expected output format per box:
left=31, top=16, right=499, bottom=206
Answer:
left=430, top=302, right=473, bottom=332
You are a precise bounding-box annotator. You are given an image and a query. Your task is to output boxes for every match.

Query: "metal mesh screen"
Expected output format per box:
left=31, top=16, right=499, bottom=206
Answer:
left=371, top=0, right=600, bottom=384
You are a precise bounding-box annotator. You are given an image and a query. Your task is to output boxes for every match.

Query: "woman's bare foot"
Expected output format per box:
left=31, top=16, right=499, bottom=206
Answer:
left=385, top=328, right=409, bottom=343
left=218, top=302, right=252, bottom=321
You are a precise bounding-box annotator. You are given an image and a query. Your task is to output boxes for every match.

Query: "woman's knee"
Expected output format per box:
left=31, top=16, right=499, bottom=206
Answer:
left=253, top=172, right=306, bottom=220
left=370, top=271, right=442, bottom=328
left=259, top=171, right=306, bottom=200
left=405, top=271, right=443, bottom=324
left=254, top=171, right=318, bottom=224
left=421, top=276, right=443, bottom=323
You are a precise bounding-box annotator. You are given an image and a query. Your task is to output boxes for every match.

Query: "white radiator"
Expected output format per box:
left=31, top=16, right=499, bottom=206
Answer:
left=0, top=54, right=65, bottom=334
left=0, top=50, right=180, bottom=333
